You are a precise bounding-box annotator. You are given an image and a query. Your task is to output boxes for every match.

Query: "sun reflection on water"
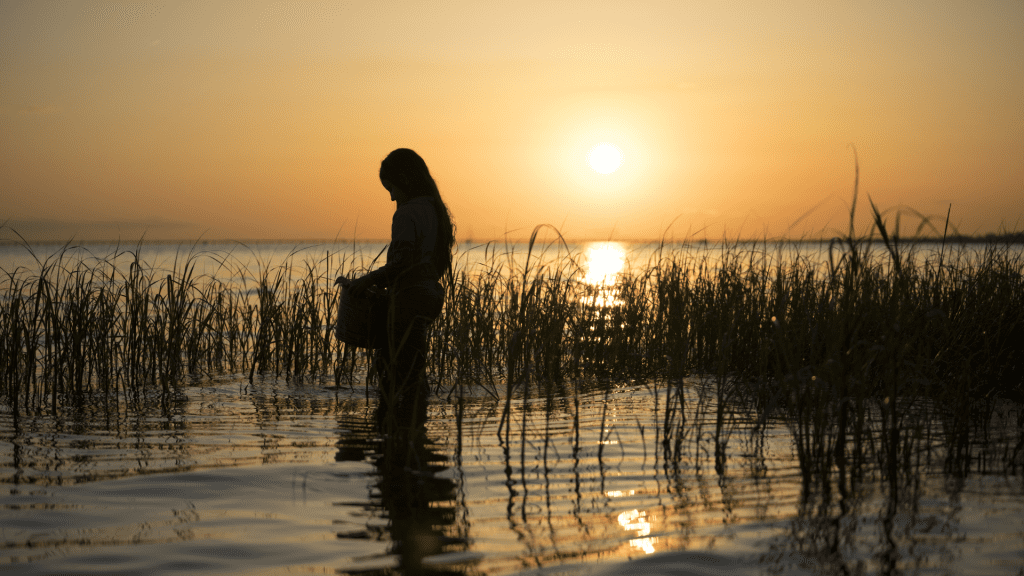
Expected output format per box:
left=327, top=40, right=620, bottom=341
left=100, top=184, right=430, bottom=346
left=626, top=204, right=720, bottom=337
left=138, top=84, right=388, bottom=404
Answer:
left=606, top=488, right=658, bottom=555
left=617, top=509, right=658, bottom=554
left=581, top=242, right=626, bottom=308
left=582, top=242, right=625, bottom=286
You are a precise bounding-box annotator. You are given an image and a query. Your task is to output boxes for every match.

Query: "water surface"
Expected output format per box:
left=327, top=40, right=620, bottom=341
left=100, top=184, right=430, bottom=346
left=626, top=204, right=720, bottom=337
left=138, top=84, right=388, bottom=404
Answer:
left=2, top=240, right=1023, bottom=574
left=3, top=378, right=1022, bottom=575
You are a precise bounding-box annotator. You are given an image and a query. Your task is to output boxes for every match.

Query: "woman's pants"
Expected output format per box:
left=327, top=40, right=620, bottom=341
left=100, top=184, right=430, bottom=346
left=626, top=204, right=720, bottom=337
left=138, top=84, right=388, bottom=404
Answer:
left=369, top=288, right=442, bottom=410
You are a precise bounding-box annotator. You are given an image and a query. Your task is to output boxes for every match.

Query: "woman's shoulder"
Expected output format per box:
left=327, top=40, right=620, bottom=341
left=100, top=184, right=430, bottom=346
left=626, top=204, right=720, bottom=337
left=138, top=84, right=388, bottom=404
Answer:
left=395, top=196, right=436, bottom=217
left=407, top=196, right=435, bottom=208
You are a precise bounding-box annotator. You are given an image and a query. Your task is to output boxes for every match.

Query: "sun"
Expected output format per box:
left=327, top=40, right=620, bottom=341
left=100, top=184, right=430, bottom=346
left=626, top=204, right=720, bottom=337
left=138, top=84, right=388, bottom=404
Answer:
left=588, top=143, right=622, bottom=174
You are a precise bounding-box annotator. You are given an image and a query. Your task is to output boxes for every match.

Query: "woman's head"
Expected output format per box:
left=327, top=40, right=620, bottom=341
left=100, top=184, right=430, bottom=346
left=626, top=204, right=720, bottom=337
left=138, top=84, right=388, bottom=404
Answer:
left=379, top=148, right=435, bottom=199
left=380, top=148, right=457, bottom=277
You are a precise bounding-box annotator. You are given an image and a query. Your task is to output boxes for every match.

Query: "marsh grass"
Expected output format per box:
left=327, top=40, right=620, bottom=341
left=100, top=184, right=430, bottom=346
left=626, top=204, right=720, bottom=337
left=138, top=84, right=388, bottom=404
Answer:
left=3, top=200, right=1023, bottom=574
left=0, top=238, right=375, bottom=417
left=2, top=201, right=1022, bottom=477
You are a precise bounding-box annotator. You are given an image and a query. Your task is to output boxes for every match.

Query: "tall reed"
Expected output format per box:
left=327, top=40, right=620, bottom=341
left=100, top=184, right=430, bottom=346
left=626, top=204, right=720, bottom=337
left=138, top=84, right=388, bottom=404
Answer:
left=0, top=240, right=375, bottom=416
left=2, top=214, right=1021, bottom=443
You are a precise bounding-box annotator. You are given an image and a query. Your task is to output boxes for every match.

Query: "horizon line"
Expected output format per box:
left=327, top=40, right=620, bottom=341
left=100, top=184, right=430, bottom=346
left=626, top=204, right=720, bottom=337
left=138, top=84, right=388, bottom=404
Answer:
left=3, top=231, right=1023, bottom=247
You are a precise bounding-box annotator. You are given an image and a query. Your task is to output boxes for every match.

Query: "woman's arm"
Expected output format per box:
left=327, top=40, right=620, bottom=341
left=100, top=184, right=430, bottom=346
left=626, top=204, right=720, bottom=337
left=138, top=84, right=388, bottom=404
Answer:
left=347, top=201, right=427, bottom=296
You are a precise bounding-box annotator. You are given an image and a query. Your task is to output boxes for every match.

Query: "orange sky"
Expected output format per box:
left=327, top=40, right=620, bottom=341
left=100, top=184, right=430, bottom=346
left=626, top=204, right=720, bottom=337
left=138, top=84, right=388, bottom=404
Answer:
left=2, top=1, right=1022, bottom=242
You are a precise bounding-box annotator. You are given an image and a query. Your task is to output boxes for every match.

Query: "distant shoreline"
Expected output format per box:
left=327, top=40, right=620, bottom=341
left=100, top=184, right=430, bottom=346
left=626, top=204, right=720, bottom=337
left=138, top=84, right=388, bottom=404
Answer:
left=2, top=233, right=1022, bottom=247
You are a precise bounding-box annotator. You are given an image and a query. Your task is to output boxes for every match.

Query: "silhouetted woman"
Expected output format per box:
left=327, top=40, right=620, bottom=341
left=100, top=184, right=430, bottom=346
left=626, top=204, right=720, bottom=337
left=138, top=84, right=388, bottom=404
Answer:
left=345, top=149, right=455, bottom=419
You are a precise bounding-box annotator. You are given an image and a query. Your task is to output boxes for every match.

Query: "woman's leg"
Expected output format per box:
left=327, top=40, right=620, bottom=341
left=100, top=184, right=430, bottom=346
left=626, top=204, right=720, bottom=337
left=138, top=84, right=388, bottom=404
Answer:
left=373, top=288, right=440, bottom=422
left=388, top=314, right=429, bottom=396
left=386, top=291, right=441, bottom=403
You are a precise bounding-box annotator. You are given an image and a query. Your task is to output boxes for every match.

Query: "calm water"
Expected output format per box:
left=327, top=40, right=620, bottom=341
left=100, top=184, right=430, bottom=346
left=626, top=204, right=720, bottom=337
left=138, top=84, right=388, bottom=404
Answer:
left=3, top=378, right=1022, bottom=575
left=2, top=240, right=1023, bottom=575
left=1, top=237, right=1003, bottom=280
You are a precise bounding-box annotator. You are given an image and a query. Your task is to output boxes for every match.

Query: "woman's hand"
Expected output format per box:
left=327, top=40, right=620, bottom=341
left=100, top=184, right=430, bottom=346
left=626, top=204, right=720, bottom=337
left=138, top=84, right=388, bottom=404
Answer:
left=346, top=274, right=375, bottom=298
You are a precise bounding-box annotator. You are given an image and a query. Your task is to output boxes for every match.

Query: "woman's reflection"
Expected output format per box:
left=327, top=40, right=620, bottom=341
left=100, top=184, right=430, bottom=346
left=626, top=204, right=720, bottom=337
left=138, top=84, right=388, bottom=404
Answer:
left=336, top=394, right=467, bottom=576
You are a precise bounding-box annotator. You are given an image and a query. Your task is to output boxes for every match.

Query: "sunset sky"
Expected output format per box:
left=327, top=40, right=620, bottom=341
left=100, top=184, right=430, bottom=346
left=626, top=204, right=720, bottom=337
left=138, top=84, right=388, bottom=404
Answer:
left=2, top=0, right=1022, bottom=242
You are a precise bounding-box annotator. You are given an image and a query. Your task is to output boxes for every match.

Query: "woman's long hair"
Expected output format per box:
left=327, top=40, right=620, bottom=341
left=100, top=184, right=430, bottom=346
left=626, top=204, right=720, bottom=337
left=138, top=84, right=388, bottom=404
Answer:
left=379, top=148, right=456, bottom=278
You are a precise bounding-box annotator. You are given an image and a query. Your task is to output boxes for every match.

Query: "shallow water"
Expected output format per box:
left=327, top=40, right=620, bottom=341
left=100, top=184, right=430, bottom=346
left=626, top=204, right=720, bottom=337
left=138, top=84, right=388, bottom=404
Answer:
left=1, top=238, right=1003, bottom=280
left=3, top=240, right=1023, bottom=574
left=3, top=378, right=1022, bottom=575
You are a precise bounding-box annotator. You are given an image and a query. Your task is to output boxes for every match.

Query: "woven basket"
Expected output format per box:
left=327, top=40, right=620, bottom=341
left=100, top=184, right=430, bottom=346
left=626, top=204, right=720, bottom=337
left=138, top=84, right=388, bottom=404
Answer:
left=335, top=287, right=375, bottom=347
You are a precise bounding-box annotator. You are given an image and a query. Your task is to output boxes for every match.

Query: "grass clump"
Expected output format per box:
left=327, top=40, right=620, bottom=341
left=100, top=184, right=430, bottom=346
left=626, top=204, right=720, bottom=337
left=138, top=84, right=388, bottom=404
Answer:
left=1, top=206, right=1022, bottom=460
left=0, top=239, right=380, bottom=417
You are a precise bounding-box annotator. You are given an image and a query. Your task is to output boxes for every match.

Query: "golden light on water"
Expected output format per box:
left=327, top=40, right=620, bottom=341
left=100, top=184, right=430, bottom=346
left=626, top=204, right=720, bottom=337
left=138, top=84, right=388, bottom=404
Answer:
left=606, top=490, right=637, bottom=498
left=617, top=509, right=658, bottom=554
left=581, top=242, right=626, bottom=308
left=608, top=488, right=658, bottom=555
left=582, top=242, right=626, bottom=287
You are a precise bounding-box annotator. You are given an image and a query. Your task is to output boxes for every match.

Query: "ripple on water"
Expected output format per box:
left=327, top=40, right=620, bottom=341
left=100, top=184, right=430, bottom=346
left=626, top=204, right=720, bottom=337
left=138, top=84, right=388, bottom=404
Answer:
left=3, top=379, right=1024, bottom=575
